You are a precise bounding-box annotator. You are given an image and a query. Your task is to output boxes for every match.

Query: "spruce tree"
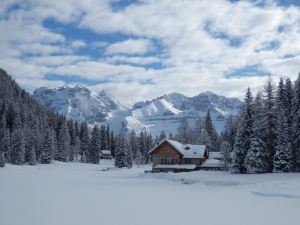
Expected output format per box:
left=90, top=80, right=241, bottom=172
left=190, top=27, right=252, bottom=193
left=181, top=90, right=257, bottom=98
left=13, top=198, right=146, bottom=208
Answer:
left=220, top=141, right=231, bottom=170
left=28, top=146, right=36, bottom=165
left=0, top=151, right=5, bottom=167
left=41, top=129, right=54, bottom=164
left=231, top=88, right=254, bottom=173
left=115, top=137, right=127, bottom=168
left=261, top=79, right=277, bottom=171
left=10, top=129, right=25, bottom=165
left=89, top=126, right=101, bottom=164
left=203, top=111, right=219, bottom=151
left=244, top=133, right=269, bottom=174
left=273, top=109, right=293, bottom=172
left=292, top=73, right=300, bottom=171
left=176, top=118, right=189, bottom=144
left=79, top=122, right=89, bottom=162
left=125, top=146, right=133, bottom=168
left=56, top=121, right=70, bottom=162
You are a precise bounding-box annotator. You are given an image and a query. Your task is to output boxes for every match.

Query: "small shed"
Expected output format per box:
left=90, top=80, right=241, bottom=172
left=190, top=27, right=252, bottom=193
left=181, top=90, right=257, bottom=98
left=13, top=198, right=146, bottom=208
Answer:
left=101, top=150, right=112, bottom=159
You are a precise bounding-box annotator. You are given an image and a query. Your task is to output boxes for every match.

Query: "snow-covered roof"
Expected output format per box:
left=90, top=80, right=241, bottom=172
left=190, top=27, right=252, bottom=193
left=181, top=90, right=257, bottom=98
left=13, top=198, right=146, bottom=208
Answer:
left=200, top=159, right=224, bottom=168
left=101, top=150, right=111, bottom=155
left=154, top=164, right=197, bottom=170
left=209, top=151, right=222, bottom=159
left=149, top=139, right=207, bottom=159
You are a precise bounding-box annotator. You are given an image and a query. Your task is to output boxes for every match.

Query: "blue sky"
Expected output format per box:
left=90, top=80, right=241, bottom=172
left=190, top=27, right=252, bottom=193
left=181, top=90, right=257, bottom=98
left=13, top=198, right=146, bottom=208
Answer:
left=1, top=0, right=300, bottom=106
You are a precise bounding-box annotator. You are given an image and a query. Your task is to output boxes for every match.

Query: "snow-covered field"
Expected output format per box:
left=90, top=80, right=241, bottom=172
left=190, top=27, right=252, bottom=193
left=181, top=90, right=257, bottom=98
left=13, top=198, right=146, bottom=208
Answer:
left=1, top=160, right=300, bottom=225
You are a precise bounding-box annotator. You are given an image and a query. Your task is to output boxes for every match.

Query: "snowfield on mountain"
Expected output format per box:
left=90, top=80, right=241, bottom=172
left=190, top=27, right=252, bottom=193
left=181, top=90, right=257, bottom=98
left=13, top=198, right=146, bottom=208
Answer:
left=1, top=160, right=300, bottom=225
left=34, top=86, right=241, bottom=135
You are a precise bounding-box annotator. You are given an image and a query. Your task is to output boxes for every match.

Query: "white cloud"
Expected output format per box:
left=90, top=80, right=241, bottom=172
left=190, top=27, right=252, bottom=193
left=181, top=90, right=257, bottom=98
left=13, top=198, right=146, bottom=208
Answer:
left=105, top=55, right=161, bottom=65
left=1, top=0, right=300, bottom=106
left=105, top=38, right=153, bottom=55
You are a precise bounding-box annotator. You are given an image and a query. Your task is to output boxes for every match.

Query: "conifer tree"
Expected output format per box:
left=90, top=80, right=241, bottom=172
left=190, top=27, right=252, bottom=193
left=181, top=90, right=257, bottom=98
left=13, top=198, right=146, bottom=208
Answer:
left=176, top=118, right=189, bottom=144
left=115, top=136, right=127, bottom=168
left=10, top=129, right=25, bottom=165
left=41, top=129, right=54, bottom=164
left=273, top=109, right=293, bottom=172
left=28, top=146, right=36, bottom=165
left=292, top=73, right=300, bottom=171
left=244, top=132, right=269, bottom=174
left=89, top=126, right=101, bottom=164
left=125, top=146, right=133, bottom=168
left=56, top=121, right=70, bottom=162
left=0, top=151, right=5, bottom=167
left=220, top=141, right=231, bottom=170
left=231, top=88, right=254, bottom=173
left=203, top=111, right=219, bottom=151
left=79, top=122, right=89, bottom=162
left=261, top=79, right=277, bottom=171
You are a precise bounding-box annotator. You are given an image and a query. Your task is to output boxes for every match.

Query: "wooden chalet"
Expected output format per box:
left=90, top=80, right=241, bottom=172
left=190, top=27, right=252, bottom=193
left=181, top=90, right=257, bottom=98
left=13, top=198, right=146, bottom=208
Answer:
left=148, top=139, right=223, bottom=172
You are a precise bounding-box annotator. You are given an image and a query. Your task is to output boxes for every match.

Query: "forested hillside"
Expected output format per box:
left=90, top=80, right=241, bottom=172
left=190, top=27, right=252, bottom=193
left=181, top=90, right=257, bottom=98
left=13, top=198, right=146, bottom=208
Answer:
left=0, top=69, right=116, bottom=167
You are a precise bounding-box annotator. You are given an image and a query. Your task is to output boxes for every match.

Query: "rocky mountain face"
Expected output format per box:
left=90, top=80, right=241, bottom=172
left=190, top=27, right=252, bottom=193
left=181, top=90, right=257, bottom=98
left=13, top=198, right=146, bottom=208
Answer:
left=33, top=86, right=241, bottom=136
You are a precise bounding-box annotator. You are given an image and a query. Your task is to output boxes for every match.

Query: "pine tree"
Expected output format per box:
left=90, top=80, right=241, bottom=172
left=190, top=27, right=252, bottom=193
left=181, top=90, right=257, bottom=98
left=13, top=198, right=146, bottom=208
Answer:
left=0, top=113, right=10, bottom=162
left=223, top=116, right=239, bottom=151
left=79, top=122, right=89, bottom=162
left=273, top=109, right=293, bottom=172
left=244, top=133, right=269, bottom=174
left=10, top=129, right=25, bottom=165
left=115, top=137, right=127, bottom=168
left=28, top=146, right=36, bottom=165
left=0, top=151, right=5, bottom=167
left=176, top=118, right=189, bottom=144
left=231, top=88, right=254, bottom=173
left=56, top=121, right=70, bottom=162
left=261, top=79, right=277, bottom=171
left=203, top=111, right=219, bottom=151
left=125, top=146, right=133, bottom=168
left=89, top=126, right=101, bottom=164
left=220, top=141, right=231, bottom=170
left=292, top=73, right=300, bottom=171
left=135, top=149, right=143, bottom=167
left=41, top=129, right=54, bottom=164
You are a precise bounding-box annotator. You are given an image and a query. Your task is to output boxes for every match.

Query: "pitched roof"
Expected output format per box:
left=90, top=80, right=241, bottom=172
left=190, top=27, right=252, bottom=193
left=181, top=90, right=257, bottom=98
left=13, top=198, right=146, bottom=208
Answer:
left=148, top=139, right=207, bottom=159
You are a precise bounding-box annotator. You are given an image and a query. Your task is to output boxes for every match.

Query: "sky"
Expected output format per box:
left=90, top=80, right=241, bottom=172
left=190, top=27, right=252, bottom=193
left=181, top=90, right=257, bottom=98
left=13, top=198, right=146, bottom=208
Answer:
left=1, top=0, right=300, bottom=107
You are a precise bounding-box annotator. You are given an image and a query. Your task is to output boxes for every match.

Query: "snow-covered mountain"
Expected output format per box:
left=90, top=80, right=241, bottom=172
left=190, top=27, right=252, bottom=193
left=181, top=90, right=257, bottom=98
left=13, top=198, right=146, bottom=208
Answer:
left=33, top=85, right=127, bottom=125
left=33, top=86, right=241, bottom=136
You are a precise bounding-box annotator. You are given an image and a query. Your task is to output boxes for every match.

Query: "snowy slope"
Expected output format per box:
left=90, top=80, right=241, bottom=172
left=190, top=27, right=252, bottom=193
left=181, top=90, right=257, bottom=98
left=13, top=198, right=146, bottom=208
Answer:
left=34, top=86, right=241, bottom=136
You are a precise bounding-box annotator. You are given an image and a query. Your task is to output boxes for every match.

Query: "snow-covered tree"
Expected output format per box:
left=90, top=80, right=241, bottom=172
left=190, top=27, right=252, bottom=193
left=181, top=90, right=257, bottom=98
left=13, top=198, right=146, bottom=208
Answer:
left=273, top=109, right=293, bottom=172
left=292, top=73, right=300, bottom=171
left=79, top=122, right=89, bottom=162
left=0, top=151, right=5, bottom=167
left=176, top=117, right=189, bottom=144
left=10, top=129, right=25, bottom=165
left=28, top=146, right=36, bottom=165
left=244, top=133, right=269, bottom=174
left=125, top=146, right=133, bottom=168
left=220, top=141, right=231, bottom=170
left=231, top=88, right=254, bottom=173
left=89, top=126, right=101, bottom=164
left=115, top=136, right=127, bottom=168
left=261, top=79, right=277, bottom=171
left=56, top=121, right=70, bottom=162
left=203, top=111, right=219, bottom=151
left=41, top=129, right=54, bottom=164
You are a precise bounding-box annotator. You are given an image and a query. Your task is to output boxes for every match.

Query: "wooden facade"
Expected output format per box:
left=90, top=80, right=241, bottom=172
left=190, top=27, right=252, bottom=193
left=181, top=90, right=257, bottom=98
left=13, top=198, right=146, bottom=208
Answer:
left=149, top=140, right=208, bottom=172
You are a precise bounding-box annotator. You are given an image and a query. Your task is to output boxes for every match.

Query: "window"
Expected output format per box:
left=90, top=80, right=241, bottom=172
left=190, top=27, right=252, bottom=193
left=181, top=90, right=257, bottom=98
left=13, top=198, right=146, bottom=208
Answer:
left=185, top=158, right=191, bottom=164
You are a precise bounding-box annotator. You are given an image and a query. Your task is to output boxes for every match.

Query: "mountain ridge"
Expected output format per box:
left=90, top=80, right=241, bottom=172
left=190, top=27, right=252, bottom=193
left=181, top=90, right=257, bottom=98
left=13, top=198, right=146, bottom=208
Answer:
left=33, top=85, right=241, bottom=136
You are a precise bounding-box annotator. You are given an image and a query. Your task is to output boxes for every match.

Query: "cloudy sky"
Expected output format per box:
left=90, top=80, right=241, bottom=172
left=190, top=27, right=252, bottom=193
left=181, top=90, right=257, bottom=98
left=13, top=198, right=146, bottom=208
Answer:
left=1, top=0, right=300, bottom=106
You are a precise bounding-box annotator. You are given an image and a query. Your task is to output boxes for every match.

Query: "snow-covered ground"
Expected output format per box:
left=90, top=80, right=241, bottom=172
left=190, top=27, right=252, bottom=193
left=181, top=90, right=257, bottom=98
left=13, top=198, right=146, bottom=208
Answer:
left=1, top=160, right=300, bottom=225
